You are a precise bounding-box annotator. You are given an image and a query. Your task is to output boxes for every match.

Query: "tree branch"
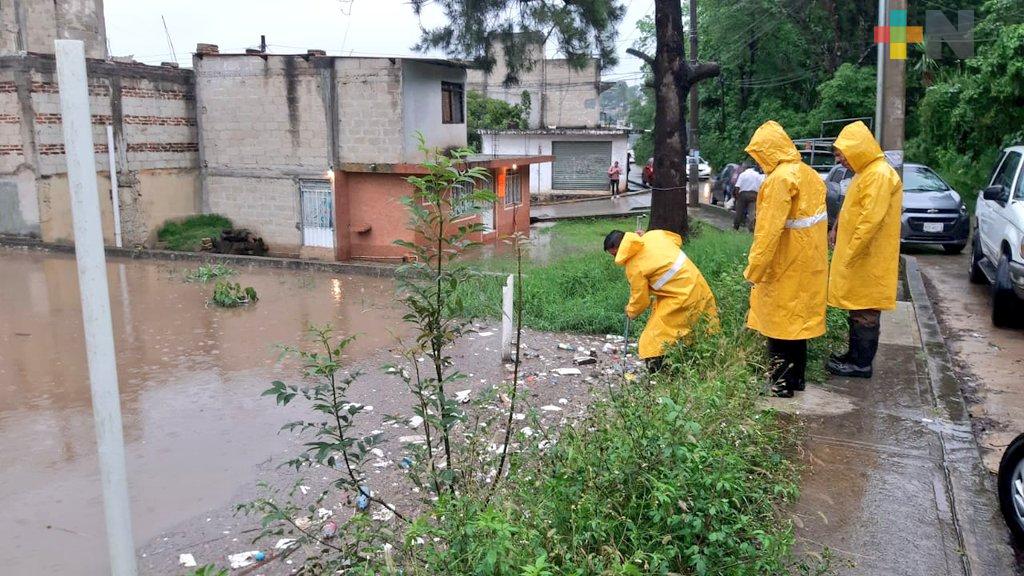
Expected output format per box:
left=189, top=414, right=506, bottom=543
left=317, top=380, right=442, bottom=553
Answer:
left=687, top=61, right=721, bottom=84
left=626, top=48, right=654, bottom=67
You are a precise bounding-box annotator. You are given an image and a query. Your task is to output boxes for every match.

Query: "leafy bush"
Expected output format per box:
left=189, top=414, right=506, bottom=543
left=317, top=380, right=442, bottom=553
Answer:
left=156, top=214, right=232, bottom=252
left=209, top=281, right=257, bottom=308
left=184, top=263, right=237, bottom=283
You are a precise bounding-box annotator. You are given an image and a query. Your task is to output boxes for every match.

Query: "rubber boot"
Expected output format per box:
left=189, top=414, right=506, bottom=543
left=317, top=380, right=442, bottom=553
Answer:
left=828, top=324, right=875, bottom=378
left=791, top=340, right=808, bottom=391
left=767, top=339, right=795, bottom=397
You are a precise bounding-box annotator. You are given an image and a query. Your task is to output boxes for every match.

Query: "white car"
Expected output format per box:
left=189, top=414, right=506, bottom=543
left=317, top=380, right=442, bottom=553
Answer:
left=686, top=156, right=712, bottom=179
left=969, top=144, right=1024, bottom=327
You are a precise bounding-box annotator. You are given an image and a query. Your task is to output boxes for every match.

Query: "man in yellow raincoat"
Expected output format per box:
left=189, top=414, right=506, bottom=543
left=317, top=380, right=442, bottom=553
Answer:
left=827, top=121, right=903, bottom=378
left=743, top=121, right=829, bottom=397
left=604, top=229, right=719, bottom=370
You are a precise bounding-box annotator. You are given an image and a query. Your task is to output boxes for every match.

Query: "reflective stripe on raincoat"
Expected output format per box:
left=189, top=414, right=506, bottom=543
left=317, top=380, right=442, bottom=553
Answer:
left=743, top=121, right=829, bottom=341
left=614, top=230, right=719, bottom=359
left=828, top=121, right=903, bottom=311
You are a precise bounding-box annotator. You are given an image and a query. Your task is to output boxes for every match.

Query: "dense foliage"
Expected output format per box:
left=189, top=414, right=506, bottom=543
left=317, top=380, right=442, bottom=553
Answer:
left=467, top=90, right=531, bottom=151
left=628, top=0, right=1022, bottom=202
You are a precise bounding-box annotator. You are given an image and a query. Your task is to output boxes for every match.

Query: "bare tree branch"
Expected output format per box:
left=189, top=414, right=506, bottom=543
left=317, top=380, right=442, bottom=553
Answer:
left=626, top=48, right=654, bottom=67
left=688, top=61, right=721, bottom=84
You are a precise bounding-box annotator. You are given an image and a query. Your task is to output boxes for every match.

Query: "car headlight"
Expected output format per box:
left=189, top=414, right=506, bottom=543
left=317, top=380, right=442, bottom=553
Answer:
left=960, top=204, right=968, bottom=214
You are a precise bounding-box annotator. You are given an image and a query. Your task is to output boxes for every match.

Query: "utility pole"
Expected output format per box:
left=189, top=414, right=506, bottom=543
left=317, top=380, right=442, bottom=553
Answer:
left=876, top=0, right=906, bottom=176
left=260, top=35, right=267, bottom=53
left=687, top=0, right=700, bottom=207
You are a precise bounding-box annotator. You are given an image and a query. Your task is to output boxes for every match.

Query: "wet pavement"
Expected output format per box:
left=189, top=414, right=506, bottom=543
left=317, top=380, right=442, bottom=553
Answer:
left=913, top=247, right=1024, bottom=473
left=0, top=248, right=404, bottom=575
left=530, top=183, right=713, bottom=222
left=772, top=264, right=1017, bottom=574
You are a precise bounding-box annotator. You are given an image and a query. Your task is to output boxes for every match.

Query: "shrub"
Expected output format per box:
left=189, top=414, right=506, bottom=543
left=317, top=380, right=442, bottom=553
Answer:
left=209, top=281, right=257, bottom=308
left=156, top=214, right=232, bottom=252
left=184, top=263, right=237, bottom=283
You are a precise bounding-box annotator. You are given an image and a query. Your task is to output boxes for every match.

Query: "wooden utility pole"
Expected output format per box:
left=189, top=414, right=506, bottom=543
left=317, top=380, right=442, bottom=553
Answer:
left=687, top=0, right=700, bottom=207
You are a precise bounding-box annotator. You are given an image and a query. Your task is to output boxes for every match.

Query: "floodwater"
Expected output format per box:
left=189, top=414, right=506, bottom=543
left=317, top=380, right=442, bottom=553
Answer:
left=0, top=248, right=404, bottom=575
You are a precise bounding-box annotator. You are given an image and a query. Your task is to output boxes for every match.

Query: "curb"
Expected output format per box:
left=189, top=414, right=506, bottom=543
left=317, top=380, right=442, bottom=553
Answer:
left=0, top=236, right=398, bottom=277
left=903, top=254, right=1017, bottom=575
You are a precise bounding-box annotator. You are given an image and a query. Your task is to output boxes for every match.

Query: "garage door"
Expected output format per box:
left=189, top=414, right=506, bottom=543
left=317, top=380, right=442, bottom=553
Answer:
left=552, top=141, right=612, bottom=190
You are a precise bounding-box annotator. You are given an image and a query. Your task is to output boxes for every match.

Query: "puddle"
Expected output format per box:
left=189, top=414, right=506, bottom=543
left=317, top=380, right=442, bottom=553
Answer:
left=0, top=248, right=405, bottom=575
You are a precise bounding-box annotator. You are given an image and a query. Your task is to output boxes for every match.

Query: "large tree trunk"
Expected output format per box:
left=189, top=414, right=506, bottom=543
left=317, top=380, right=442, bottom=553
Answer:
left=649, top=0, right=690, bottom=235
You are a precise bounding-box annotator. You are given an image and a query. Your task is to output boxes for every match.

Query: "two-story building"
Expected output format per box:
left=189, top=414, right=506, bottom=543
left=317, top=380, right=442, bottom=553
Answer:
left=194, top=47, right=550, bottom=261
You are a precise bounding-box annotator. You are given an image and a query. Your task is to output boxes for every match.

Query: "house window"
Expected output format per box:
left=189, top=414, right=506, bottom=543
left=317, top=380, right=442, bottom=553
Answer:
left=504, top=170, right=522, bottom=206
left=441, top=81, right=464, bottom=124
left=450, top=180, right=475, bottom=217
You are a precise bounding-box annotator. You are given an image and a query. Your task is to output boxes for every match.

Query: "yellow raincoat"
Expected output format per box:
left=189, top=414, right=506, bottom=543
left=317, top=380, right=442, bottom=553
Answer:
left=828, top=121, right=903, bottom=311
left=614, top=230, right=719, bottom=359
left=743, top=121, right=828, bottom=340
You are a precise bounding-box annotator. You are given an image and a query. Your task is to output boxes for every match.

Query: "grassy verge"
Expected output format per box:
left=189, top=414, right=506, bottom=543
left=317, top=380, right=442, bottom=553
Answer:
left=413, top=218, right=842, bottom=574
left=156, top=214, right=232, bottom=251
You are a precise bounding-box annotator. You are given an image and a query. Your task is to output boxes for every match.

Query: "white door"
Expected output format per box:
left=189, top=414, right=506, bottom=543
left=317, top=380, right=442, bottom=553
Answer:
left=300, top=179, right=335, bottom=248
left=480, top=202, right=494, bottom=232
left=980, top=152, right=1019, bottom=259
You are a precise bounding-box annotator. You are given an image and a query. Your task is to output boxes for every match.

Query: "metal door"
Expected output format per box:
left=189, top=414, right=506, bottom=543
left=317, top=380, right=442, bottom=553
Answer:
left=552, top=141, right=612, bottom=190
left=480, top=202, right=494, bottom=232
left=300, top=179, right=335, bottom=248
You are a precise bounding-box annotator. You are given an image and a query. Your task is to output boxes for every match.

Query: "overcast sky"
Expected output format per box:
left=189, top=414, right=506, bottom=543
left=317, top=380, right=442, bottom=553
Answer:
left=104, top=0, right=650, bottom=83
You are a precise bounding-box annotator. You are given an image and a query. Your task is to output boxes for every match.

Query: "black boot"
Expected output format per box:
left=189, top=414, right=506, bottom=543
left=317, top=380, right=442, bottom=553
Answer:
left=827, top=323, right=877, bottom=378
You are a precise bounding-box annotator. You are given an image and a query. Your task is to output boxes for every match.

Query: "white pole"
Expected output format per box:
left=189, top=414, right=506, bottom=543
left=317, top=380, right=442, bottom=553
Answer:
left=106, top=124, right=122, bottom=248
left=55, top=40, right=138, bottom=576
left=874, top=0, right=886, bottom=141
left=501, top=274, right=514, bottom=362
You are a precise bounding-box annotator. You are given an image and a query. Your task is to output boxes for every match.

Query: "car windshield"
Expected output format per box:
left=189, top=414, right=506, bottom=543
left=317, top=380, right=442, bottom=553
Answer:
left=904, top=166, right=949, bottom=192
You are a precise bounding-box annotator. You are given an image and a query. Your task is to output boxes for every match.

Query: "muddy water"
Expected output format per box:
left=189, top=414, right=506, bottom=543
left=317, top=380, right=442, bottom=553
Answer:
left=0, top=249, right=404, bottom=575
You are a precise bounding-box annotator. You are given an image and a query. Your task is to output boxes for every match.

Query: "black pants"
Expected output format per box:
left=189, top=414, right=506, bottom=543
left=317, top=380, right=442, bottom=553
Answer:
left=609, top=179, right=619, bottom=196
left=767, top=338, right=807, bottom=390
left=847, top=309, right=881, bottom=368
left=733, top=190, right=757, bottom=231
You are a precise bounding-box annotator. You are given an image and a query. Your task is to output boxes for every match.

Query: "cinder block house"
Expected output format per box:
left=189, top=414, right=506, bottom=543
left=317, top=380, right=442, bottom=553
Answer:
left=194, top=48, right=551, bottom=261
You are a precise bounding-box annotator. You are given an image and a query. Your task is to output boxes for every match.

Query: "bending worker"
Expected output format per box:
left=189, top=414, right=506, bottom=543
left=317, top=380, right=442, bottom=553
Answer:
left=827, top=121, right=903, bottom=378
left=743, top=121, right=829, bottom=397
left=604, top=228, right=719, bottom=371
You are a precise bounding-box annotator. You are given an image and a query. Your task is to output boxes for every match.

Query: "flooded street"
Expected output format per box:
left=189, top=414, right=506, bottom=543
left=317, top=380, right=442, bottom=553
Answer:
left=0, top=248, right=404, bottom=575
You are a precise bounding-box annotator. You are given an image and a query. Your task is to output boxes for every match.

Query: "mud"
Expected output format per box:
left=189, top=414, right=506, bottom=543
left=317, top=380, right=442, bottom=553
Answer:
left=914, top=247, right=1024, bottom=473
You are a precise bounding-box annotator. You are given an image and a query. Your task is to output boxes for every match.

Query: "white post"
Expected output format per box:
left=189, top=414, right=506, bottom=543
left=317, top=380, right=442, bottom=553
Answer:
left=501, top=274, right=514, bottom=362
left=106, top=124, right=122, bottom=248
left=55, top=40, right=137, bottom=576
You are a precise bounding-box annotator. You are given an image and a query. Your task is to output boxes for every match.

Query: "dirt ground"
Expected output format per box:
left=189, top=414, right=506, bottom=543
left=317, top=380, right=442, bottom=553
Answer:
left=914, top=247, right=1024, bottom=473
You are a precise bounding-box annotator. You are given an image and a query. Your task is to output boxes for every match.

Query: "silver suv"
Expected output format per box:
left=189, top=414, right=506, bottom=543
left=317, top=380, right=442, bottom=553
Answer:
left=969, top=145, right=1024, bottom=327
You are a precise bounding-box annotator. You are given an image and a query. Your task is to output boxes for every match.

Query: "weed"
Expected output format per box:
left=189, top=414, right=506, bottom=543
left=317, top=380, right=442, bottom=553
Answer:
left=209, top=281, right=257, bottom=308
left=184, top=263, right=236, bottom=283
left=156, top=214, right=232, bottom=252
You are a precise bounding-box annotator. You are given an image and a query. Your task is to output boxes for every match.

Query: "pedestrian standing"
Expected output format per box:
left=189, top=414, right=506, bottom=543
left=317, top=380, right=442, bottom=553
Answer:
left=604, top=229, right=719, bottom=372
left=826, top=121, right=903, bottom=378
left=733, top=163, right=764, bottom=231
left=743, top=121, right=829, bottom=397
left=608, top=161, right=623, bottom=198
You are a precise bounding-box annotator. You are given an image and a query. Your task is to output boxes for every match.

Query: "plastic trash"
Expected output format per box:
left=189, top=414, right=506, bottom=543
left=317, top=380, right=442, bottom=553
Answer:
left=322, top=520, right=338, bottom=538
left=253, top=551, right=266, bottom=562
left=399, top=456, right=414, bottom=469
left=573, top=356, right=596, bottom=366
left=556, top=343, right=574, bottom=350
left=454, top=389, right=472, bottom=403
left=356, top=486, right=371, bottom=510
left=228, top=551, right=261, bottom=569
left=551, top=368, right=582, bottom=376
left=540, top=405, right=563, bottom=412
left=178, top=553, right=197, bottom=568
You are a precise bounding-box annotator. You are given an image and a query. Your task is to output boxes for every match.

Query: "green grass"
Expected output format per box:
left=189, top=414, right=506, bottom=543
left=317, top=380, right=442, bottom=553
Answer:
left=156, top=214, right=232, bottom=252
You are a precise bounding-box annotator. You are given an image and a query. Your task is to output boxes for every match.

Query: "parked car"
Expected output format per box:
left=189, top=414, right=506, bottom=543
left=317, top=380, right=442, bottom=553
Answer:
left=639, top=156, right=712, bottom=187
left=999, top=433, right=1024, bottom=544
left=825, top=159, right=970, bottom=253
left=711, top=163, right=741, bottom=204
left=969, top=144, right=1024, bottom=327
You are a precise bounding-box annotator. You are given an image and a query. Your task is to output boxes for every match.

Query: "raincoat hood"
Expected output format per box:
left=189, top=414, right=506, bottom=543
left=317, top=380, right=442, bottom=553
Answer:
left=834, top=121, right=884, bottom=173
left=614, top=230, right=681, bottom=266
left=744, top=121, right=801, bottom=174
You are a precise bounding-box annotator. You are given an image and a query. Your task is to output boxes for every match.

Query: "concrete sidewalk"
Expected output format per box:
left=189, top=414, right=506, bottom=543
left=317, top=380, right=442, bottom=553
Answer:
left=774, top=257, right=1016, bottom=575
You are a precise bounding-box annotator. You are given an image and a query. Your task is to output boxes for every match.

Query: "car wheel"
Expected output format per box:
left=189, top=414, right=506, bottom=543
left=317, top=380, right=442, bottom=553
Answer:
left=991, top=253, right=1021, bottom=328
left=969, top=236, right=987, bottom=285
left=998, top=433, right=1024, bottom=544
left=944, top=242, right=966, bottom=255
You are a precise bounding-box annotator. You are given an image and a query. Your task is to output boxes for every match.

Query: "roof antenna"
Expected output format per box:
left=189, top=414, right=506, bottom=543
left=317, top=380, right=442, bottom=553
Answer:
left=161, top=15, right=177, bottom=64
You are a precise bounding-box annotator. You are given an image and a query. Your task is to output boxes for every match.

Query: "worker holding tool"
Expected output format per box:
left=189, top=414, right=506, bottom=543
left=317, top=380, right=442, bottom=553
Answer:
left=826, top=121, right=903, bottom=378
left=604, top=228, right=719, bottom=371
left=743, top=120, right=829, bottom=398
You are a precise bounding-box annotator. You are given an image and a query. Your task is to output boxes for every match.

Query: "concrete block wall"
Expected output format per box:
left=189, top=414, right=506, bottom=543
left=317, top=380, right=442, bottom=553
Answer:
left=206, top=175, right=302, bottom=256
left=0, top=54, right=199, bottom=243
left=0, top=0, right=107, bottom=58
left=335, top=58, right=405, bottom=164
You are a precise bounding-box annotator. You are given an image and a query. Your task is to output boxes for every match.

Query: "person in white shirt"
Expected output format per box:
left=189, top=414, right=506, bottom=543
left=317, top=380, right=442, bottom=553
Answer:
left=733, top=163, right=765, bottom=231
